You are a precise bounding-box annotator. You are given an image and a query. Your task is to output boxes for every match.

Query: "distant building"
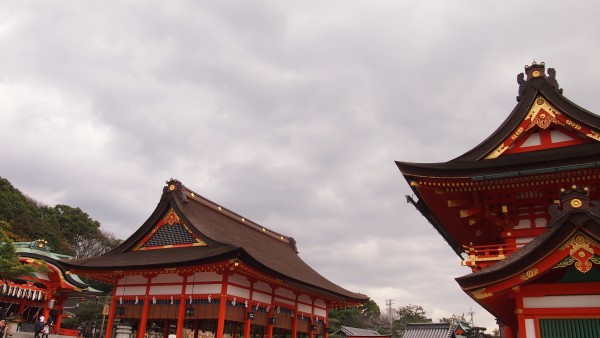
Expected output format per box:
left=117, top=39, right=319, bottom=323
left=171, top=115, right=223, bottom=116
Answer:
left=334, top=326, right=389, bottom=338
left=397, top=62, right=600, bottom=337
left=402, top=323, right=455, bottom=338
left=62, top=179, right=368, bottom=338
left=0, top=240, right=95, bottom=336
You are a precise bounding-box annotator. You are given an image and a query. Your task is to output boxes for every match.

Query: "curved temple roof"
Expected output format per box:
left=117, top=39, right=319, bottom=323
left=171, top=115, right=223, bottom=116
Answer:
left=396, top=63, right=600, bottom=255
left=61, top=179, right=368, bottom=305
left=397, top=62, right=600, bottom=179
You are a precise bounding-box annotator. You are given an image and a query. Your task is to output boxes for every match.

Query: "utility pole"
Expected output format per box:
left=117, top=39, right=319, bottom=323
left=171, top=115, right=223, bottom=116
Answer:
left=386, top=299, right=394, bottom=334
left=467, top=307, right=475, bottom=327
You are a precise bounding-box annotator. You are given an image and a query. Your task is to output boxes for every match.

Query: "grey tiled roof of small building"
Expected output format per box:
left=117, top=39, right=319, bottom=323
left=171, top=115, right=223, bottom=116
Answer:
left=339, top=326, right=381, bottom=337
left=402, top=323, right=455, bottom=338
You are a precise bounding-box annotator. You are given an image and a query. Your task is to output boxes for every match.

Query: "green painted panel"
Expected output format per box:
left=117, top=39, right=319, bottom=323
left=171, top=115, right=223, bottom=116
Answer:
left=539, top=318, right=600, bottom=338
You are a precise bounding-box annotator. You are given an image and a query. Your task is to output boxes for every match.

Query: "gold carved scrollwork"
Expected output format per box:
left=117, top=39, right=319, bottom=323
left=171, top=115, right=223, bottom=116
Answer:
left=510, top=127, right=524, bottom=140
left=565, top=119, right=582, bottom=130
left=520, top=268, right=539, bottom=281
left=587, top=130, right=600, bottom=141
left=472, top=288, right=493, bottom=299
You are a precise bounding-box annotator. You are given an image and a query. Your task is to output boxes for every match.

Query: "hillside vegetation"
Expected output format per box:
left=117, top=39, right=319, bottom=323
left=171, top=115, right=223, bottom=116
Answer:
left=0, top=177, right=120, bottom=258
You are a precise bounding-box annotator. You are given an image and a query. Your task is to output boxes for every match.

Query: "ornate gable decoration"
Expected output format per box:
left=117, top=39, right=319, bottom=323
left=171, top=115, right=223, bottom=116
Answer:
left=486, top=63, right=600, bottom=159
left=486, top=97, right=600, bottom=159
left=556, top=233, right=600, bottom=273
left=134, top=209, right=207, bottom=250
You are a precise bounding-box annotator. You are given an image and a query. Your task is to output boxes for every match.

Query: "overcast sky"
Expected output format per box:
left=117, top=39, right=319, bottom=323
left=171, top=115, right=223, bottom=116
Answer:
left=3, top=1, right=600, bottom=332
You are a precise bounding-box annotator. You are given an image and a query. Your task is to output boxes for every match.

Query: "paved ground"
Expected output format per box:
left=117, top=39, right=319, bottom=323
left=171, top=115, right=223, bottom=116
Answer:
left=7, top=332, right=76, bottom=338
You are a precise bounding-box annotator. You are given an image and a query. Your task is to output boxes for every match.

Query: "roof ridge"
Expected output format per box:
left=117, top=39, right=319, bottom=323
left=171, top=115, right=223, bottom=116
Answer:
left=165, top=179, right=299, bottom=253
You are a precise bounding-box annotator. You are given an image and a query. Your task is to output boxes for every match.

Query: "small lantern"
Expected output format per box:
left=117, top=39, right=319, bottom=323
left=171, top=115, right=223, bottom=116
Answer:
left=248, top=312, right=254, bottom=320
left=311, top=325, right=317, bottom=332
left=117, top=305, right=125, bottom=316
left=185, top=306, right=195, bottom=317
left=268, top=317, right=276, bottom=325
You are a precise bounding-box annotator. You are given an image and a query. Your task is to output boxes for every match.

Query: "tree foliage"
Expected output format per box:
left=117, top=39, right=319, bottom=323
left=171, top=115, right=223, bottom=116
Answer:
left=328, top=300, right=383, bottom=333
left=465, top=327, right=496, bottom=338
left=75, top=230, right=121, bottom=259
left=392, top=304, right=432, bottom=337
left=0, top=229, right=39, bottom=287
left=0, top=177, right=120, bottom=257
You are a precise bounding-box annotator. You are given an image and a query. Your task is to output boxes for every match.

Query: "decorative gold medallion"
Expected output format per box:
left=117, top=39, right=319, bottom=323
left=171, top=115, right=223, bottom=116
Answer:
left=532, top=70, right=540, bottom=77
left=169, top=184, right=176, bottom=191
left=520, top=268, right=539, bottom=281
left=570, top=198, right=582, bottom=208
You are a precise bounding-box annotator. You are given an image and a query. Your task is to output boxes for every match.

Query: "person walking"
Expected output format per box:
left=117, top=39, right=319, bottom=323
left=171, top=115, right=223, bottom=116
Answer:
left=0, top=316, right=6, bottom=338
left=42, top=320, right=50, bottom=338
left=34, top=319, right=44, bottom=338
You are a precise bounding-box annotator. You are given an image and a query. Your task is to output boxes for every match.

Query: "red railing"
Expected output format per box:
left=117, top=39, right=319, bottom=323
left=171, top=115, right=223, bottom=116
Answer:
left=57, top=328, right=80, bottom=337
left=462, top=243, right=519, bottom=270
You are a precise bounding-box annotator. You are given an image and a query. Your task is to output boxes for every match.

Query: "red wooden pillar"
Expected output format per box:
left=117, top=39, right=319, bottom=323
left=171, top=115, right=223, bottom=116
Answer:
left=137, top=297, right=150, bottom=338
left=324, top=304, right=329, bottom=338
left=244, top=309, right=252, bottom=338
left=42, top=301, right=50, bottom=323
left=244, top=279, right=255, bottom=338
left=514, top=287, right=526, bottom=338
left=176, top=294, right=186, bottom=337
left=104, top=281, right=119, bottom=338
left=291, top=310, right=298, bottom=338
left=504, top=324, right=516, bottom=338
left=267, top=312, right=274, bottom=338
left=309, top=298, right=315, bottom=338
left=216, top=271, right=230, bottom=338
left=292, top=293, right=299, bottom=338
left=17, top=299, right=25, bottom=316
left=54, top=297, right=66, bottom=333
left=137, top=275, right=154, bottom=338
left=175, top=276, right=191, bottom=338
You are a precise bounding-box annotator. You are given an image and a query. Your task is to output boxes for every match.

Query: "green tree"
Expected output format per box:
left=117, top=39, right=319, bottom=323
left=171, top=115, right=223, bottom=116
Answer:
left=328, top=300, right=382, bottom=333
left=53, top=204, right=101, bottom=255
left=392, top=304, right=432, bottom=337
left=466, top=327, right=494, bottom=338
left=0, top=229, right=40, bottom=317
left=61, top=297, right=105, bottom=330
left=0, top=178, right=39, bottom=241
left=440, top=313, right=466, bottom=325
left=0, top=177, right=118, bottom=257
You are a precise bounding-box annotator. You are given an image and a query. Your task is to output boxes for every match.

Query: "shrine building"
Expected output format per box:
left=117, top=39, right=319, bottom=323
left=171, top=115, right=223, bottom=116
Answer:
left=1, top=239, right=94, bottom=336
left=61, top=179, right=368, bottom=338
left=396, top=63, right=600, bottom=338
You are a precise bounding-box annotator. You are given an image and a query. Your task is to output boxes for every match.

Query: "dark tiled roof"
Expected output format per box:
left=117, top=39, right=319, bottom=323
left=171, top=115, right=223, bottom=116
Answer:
left=338, top=326, right=382, bottom=337
left=403, top=323, right=455, bottom=338
left=61, top=180, right=368, bottom=303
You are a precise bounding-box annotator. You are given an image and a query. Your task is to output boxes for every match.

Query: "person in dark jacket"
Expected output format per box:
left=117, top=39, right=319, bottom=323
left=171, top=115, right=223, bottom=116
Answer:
left=34, top=319, right=44, bottom=338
